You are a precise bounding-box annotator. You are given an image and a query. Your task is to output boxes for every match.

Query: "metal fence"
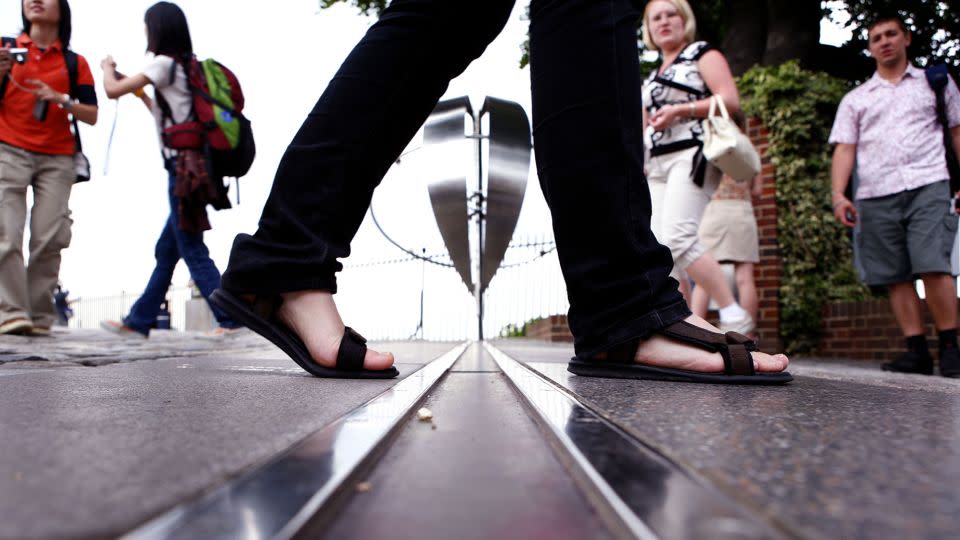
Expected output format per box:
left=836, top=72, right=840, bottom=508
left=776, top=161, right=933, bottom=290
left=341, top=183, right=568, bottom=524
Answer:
left=69, top=286, right=194, bottom=331
left=67, top=236, right=568, bottom=341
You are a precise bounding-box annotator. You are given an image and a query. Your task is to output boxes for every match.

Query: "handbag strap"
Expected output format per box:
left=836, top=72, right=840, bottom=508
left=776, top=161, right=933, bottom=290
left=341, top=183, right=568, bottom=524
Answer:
left=709, top=95, right=730, bottom=121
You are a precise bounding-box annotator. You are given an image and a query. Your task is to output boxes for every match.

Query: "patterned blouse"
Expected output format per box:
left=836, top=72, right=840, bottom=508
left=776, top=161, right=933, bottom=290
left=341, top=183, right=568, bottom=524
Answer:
left=642, top=41, right=715, bottom=158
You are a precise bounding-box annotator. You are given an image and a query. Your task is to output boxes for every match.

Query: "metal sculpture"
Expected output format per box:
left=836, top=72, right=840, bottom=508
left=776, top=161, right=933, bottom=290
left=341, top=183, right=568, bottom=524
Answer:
left=422, top=96, right=532, bottom=338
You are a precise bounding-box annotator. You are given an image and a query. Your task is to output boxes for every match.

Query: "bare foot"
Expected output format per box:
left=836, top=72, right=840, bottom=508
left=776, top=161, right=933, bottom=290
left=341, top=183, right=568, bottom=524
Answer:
left=630, top=315, right=788, bottom=373
left=276, top=290, right=395, bottom=371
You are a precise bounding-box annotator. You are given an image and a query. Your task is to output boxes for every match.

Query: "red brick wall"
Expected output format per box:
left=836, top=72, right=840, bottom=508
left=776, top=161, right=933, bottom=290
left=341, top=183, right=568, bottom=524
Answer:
left=819, top=299, right=954, bottom=361
left=747, top=119, right=783, bottom=352
left=525, top=315, right=573, bottom=343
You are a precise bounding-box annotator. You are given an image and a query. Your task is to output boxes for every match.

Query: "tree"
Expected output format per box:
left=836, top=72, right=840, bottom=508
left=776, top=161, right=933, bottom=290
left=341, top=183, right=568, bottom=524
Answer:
left=318, top=0, right=958, bottom=79
left=830, top=0, right=960, bottom=71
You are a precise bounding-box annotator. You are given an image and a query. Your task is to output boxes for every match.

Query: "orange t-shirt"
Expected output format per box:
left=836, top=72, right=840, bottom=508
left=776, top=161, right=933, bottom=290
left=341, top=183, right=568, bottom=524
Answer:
left=0, top=34, right=97, bottom=155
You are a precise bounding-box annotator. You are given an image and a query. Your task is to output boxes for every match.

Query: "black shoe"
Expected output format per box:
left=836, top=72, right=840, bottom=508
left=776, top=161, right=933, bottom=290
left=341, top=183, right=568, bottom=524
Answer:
left=882, top=350, right=934, bottom=375
left=940, top=347, right=960, bottom=378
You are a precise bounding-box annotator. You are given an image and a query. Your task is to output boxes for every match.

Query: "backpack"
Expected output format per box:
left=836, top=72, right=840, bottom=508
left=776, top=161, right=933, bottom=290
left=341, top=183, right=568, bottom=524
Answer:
left=926, top=65, right=960, bottom=193
left=156, top=55, right=256, bottom=198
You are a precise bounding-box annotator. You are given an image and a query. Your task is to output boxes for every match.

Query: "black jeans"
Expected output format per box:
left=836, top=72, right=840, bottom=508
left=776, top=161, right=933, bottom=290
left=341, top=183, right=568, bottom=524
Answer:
left=222, top=0, right=689, bottom=358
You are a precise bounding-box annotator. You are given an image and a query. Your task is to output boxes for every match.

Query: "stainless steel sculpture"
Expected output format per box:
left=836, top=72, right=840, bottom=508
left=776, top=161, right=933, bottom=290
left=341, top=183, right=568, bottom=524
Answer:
left=423, top=97, right=474, bottom=291
left=423, top=96, right=532, bottom=338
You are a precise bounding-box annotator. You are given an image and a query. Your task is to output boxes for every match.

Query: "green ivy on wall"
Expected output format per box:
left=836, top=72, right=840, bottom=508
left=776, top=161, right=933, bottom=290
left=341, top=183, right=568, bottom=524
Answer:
left=739, top=61, right=870, bottom=354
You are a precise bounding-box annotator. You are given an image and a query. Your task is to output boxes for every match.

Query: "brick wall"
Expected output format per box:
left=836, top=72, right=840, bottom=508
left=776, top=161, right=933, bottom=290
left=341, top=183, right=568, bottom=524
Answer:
left=525, top=315, right=573, bottom=343
left=819, top=299, right=955, bottom=361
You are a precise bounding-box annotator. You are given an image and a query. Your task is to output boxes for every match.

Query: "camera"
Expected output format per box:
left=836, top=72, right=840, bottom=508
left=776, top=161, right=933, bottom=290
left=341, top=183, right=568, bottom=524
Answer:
left=1, top=36, right=26, bottom=64
left=7, top=48, right=28, bottom=65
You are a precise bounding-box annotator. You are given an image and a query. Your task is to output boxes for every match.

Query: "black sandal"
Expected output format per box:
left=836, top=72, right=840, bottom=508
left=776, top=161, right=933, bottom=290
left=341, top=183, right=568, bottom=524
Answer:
left=210, top=288, right=399, bottom=379
left=567, top=320, right=792, bottom=385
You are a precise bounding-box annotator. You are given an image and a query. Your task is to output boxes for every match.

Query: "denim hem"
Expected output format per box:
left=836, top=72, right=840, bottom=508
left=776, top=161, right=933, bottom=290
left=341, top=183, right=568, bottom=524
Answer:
left=574, top=299, right=691, bottom=359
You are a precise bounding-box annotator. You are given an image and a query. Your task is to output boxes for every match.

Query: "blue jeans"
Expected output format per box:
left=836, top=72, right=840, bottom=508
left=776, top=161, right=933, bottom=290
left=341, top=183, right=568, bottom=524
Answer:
left=222, top=0, right=688, bottom=358
left=124, top=167, right=238, bottom=335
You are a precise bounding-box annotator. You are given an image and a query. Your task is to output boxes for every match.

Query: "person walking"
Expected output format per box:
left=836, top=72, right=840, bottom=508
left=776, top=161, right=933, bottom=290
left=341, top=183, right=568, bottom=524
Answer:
left=691, top=171, right=762, bottom=336
left=210, top=0, right=790, bottom=384
left=640, top=0, right=756, bottom=336
left=830, top=14, right=960, bottom=378
left=0, top=0, right=97, bottom=336
left=98, top=2, right=240, bottom=339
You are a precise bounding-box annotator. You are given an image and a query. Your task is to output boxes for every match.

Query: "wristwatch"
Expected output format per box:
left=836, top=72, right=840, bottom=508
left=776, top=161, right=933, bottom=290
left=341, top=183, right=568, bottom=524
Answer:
left=58, top=94, right=77, bottom=110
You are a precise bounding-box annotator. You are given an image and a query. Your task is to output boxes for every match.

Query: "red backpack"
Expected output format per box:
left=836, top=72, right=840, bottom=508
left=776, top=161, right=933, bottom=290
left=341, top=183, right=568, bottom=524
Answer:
left=157, top=55, right=256, bottom=182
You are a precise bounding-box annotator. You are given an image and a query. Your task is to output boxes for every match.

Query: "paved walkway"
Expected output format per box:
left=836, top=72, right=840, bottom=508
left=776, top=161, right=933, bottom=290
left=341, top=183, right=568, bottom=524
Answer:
left=2, top=330, right=959, bottom=539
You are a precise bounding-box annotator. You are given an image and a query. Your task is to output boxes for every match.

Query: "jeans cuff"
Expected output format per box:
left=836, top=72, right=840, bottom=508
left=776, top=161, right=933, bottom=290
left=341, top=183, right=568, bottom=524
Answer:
left=574, top=299, right=691, bottom=359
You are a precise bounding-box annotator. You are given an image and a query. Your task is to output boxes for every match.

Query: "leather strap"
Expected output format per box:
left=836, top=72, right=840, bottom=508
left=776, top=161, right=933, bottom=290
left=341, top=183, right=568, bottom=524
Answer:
left=660, top=320, right=755, bottom=375
left=337, top=326, right=367, bottom=371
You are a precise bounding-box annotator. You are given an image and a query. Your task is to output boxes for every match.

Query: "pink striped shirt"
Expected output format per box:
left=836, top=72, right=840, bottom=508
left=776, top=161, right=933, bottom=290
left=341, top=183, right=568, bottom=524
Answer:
left=829, top=64, right=960, bottom=200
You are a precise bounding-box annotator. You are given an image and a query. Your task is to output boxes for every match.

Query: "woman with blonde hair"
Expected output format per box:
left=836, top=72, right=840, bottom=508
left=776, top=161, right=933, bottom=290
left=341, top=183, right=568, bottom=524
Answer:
left=641, top=0, right=755, bottom=336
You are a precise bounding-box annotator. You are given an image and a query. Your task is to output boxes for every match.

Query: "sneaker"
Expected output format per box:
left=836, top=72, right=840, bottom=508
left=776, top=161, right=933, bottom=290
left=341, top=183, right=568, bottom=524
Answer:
left=882, top=350, right=934, bottom=375
left=198, top=326, right=247, bottom=340
left=719, top=315, right=756, bottom=336
left=100, top=320, right=148, bottom=339
left=30, top=326, right=52, bottom=337
left=0, top=318, right=33, bottom=335
left=940, top=347, right=960, bottom=378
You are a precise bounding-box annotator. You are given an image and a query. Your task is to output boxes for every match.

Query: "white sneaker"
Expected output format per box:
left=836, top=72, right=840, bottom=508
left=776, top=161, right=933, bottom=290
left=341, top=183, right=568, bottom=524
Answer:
left=719, top=315, right=756, bottom=336
left=100, top=320, right=148, bottom=339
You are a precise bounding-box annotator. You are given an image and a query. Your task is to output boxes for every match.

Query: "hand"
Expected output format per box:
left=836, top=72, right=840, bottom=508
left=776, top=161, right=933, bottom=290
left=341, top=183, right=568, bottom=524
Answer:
left=27, top=79, right=65, bottom=104
left=751, top=177, right=763, bottom=198
left=0, top=48, right=11, bottom=79
left=649, top=104, right=682, bottom=132
left=833, top=196, right=857, bottom=228
left=101, top=55, right=117, bottom=73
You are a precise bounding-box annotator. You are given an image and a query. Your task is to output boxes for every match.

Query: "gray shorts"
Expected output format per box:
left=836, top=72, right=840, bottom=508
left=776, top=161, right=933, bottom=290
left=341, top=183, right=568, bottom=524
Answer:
left=856, top=180, right=958, bottom=286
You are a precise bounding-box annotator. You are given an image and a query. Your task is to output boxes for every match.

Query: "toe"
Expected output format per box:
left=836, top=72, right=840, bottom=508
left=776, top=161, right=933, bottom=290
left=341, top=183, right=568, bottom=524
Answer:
left=364, top=349, right=395, bottom=371
left=754, top=352, right=789, bottom=372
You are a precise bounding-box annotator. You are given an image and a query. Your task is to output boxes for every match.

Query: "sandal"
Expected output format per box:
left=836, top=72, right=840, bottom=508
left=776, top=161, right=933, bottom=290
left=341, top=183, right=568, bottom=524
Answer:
left=567, top=320, right=793, bottom=385
left=209, top=289, right=399, bottom=379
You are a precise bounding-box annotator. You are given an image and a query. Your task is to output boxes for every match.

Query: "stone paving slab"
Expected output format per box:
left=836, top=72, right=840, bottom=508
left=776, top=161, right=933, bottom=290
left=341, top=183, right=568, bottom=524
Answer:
left=0, top=328, right=458, bottom=540
left=493, top=340, right=960, bottom=540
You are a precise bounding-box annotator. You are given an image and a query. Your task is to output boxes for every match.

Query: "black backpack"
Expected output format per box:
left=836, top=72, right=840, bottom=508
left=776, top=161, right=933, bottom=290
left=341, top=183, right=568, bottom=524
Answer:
left=926, top=65, right=960, bottom=193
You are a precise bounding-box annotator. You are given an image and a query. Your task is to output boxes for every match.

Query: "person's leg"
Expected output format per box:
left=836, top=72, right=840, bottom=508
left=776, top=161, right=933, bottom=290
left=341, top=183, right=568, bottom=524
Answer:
left=734, top=262, right=758, bottom=321
left=0, top=144, right=34, bottom=329
left=25, top=153, right=74, bottom=330
left=690, top=283, right=710, bottom=319
left=122, top=215, right=180, bottom=336
left=919, top=273, right=957, bottom=330
left=165, top=171, right=239, bottom=329
left=888, top=282, right=925, bottom=335
left=528, top=0, right=784, bottom=372
left=220, top=0, right=516, bottom=369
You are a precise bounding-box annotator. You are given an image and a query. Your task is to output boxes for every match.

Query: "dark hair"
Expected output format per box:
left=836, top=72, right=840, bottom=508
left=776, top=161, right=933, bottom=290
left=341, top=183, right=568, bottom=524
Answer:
left=21, top=0, right=73, bottom=49
left=144, top=2, right=193, bottom=58
left=866, top=13, right=909, bottom=36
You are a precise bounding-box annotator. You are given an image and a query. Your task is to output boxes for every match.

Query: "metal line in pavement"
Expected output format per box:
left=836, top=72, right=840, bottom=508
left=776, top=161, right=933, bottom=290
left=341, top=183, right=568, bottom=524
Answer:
left=485, top=343, right=795, bottom=540
left=122, top=342, right=470, bottom=540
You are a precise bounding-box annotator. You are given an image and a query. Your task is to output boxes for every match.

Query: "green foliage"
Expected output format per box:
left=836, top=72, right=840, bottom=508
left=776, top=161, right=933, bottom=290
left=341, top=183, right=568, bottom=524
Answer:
left=319, top=0, right=387, bottom=16
left=739, top=61, right=870, bottom=353
left=499, top=317, right=542, bottom=338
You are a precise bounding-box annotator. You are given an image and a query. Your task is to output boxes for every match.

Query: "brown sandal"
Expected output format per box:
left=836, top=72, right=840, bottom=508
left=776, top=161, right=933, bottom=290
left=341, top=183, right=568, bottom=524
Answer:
left=567, top=320, right=792, bottom=385
left=209, top=289, right=398, bottom=379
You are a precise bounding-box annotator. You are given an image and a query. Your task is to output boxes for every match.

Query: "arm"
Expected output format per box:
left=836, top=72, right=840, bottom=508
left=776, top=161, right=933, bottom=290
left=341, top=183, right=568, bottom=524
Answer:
left=952, top=124, right=960, bottom=172
left=101, top=56, right=151, bottom=102
left=831, top=143, right=857, bottom=227
left=649, top=49, right=741, bottom=131
left=27, top=80, right=98, bottom=125
left=0, top=48, right=11, bottom=81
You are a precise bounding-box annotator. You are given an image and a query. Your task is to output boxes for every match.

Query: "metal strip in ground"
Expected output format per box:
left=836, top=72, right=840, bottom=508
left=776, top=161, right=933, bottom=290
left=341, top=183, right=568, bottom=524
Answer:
left=485, top=343, right=794, bottom=540
left=122, top=342, right=470, bottom=540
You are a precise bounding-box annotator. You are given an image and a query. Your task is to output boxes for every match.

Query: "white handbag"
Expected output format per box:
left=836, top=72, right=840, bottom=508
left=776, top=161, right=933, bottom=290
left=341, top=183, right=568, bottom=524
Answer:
left=702, top=96, right=761, bottom=182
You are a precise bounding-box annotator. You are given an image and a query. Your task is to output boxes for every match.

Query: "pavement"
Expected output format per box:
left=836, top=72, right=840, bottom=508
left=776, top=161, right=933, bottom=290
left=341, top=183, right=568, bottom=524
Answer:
left=2, top=329, right=959, bottom=539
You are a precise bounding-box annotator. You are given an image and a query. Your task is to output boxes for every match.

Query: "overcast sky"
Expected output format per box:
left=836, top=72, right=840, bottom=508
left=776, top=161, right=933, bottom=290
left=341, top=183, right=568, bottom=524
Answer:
left=3, top=1, right=853, bottom=335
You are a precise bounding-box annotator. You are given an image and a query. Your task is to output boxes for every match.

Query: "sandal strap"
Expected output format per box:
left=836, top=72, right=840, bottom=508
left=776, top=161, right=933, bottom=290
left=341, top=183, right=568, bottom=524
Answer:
left=660, top=320, right=755, bottom=376
left=337, top=326, right=367, bottom=371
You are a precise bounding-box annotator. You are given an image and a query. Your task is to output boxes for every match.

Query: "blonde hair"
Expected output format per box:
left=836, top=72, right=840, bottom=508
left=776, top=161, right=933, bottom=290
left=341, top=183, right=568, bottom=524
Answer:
left=641, top=0, right=697, bottom=51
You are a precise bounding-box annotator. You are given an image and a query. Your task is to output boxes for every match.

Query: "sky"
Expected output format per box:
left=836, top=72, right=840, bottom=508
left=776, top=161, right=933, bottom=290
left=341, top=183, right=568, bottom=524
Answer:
left=3, top=1, right=853, bottom=336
